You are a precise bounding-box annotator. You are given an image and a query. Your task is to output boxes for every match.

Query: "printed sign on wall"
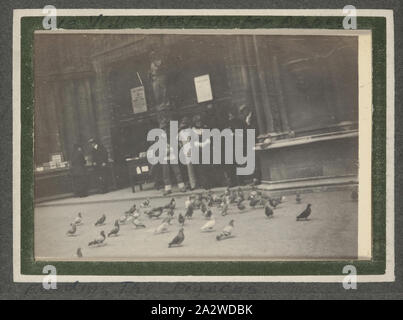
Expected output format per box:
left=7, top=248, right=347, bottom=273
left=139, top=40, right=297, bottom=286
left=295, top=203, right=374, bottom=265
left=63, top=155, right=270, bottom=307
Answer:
left=194, top=74, right=213, bottom=103
left=130, top=86, right=148, bottom=114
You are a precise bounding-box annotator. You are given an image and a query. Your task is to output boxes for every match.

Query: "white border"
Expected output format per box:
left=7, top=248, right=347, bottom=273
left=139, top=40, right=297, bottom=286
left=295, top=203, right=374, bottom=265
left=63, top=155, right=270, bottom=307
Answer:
left=13, top=9, right=395, bottom=283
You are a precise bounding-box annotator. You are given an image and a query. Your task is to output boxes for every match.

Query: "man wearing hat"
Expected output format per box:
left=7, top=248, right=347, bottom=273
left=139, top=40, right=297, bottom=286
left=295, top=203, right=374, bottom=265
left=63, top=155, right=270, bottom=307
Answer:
left=88, top=138, right=109, bottom=194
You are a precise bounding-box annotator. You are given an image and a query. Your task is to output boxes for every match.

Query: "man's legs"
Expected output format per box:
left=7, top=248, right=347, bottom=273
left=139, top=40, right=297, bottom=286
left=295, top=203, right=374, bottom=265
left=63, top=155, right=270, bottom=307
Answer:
left=171, top=164, right=186, bottom=191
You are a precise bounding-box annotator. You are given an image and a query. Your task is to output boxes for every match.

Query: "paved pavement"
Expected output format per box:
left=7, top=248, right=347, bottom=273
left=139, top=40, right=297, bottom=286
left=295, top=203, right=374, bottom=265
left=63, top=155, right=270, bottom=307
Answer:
left=34, top=188, right=358, bottom=261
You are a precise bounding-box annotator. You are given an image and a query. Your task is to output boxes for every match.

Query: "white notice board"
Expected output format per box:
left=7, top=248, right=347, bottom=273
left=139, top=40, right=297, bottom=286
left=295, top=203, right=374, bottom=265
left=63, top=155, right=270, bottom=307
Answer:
left=130, top=86, right=147, bottom=114
left=194, top=74, right=213, bottom=103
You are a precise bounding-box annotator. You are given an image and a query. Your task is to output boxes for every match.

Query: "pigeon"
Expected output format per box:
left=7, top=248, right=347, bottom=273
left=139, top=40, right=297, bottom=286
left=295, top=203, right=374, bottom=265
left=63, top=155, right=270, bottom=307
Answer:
left=201, top=215, right=216, bottom=232
left=88, top=230, right=106, bottom=246
left=119, top=212, right=131, bottom=224
left=264, top=204, right=273, bottom=218
left=66, top=223, right=77, bottom=236
left=269, top=198, right=280, bottom=209
left=146, top=207, right=164, bottom=219
left=259, top=198, right=268, bottom=207
left=296, top=204, right=312, bottom=221
left=132, top=217, right=146, bottom=228
left=351, top=190, right=358, bottom=201
left=200, top=202, right=208, bottom=215
left=76, top=248, right=83, bottom=258
left=185, top=196, right=193, bottom=209
left=74, top=212, right=83, bottom=225
left=207, top=197, right=214, bottom=207
left=296, top=193, right=301, bottom=204
left=132, top=209, right=141, bottom=219
left=184, top=204, right=194, bottom=219
left=248, top=190, right=257, bottom=200
left=94, top=214, right=106, bottom=226
left=126, top=204, right=137, bottom=214
left=237, top=187, right=245, bottom=201
left=168, top=228, right=185, bottom=247
left=178, top=213, right=185, bottom=226
left=212, top=194, right=222, bottom=206
left=237, top=199, right=246, bottom=211
left=108, top=219, right=120, bottom=237
left=249, top=197, right=260, bottom=208
left=155, top=218, right=170, bottom=234
left=229, top=191, right=237, bottom=204
left=140, top=198, right=150, bottom=208
left=205, top=208, right=213, bottom=219
left=216, top=220, right=235, bottom=241
left=166, top=208, right=175, bottom=218
left=220, top=202, right=229, bottom=216
left=193, top=194, right=202, bottom=209
left=164, top=198, right=176, bottom=210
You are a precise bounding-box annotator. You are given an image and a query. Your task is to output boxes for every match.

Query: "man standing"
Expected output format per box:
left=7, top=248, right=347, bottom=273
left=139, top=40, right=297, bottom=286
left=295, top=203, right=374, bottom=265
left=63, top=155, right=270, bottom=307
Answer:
left=89, top=138, right=109, bottom=194
left=71, top=143, right=88, bottom=197
left=239, top=104, right=261, bottom=185
left=159, top=117, right=187, bottom=196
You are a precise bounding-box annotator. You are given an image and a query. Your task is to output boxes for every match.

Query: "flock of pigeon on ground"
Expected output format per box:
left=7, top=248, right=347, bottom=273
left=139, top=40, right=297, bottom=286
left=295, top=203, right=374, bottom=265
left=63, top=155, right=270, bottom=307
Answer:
left=67, top=186, right=358, bottom=258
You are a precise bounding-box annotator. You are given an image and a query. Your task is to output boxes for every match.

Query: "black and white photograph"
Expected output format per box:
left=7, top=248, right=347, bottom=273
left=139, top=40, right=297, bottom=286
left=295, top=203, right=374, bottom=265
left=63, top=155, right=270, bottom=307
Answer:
left=32, top=29, right=373, bottom=262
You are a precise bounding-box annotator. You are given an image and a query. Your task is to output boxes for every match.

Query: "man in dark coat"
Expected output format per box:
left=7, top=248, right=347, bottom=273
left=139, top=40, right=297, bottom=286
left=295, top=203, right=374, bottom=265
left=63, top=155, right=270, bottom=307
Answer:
left=89, top=138, right=109, bottom=193
left=71, top=143, right=88, bottom=197
left=224, top=109, right=245, bottom=187
left=239, top=104, right=261, bottom=185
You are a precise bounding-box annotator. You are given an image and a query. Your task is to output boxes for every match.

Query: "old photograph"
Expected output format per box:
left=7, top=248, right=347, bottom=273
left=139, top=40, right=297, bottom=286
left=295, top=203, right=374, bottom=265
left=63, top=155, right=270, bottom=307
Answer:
left=32, top=29, right=371, bottom=261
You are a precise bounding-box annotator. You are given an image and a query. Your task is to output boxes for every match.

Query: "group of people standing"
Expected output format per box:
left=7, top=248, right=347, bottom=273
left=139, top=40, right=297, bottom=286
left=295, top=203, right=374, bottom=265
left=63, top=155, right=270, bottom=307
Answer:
left=70, top=104, right=260, bottom=198
left=151, top=103, right=261, bottom=195
left=70, top=138, right=109, bottom=197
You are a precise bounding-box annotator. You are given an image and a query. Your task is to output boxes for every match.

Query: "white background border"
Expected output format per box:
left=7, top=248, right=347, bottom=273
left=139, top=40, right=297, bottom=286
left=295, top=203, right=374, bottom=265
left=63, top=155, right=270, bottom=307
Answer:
left=12, top=9, right=395, bottom=283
